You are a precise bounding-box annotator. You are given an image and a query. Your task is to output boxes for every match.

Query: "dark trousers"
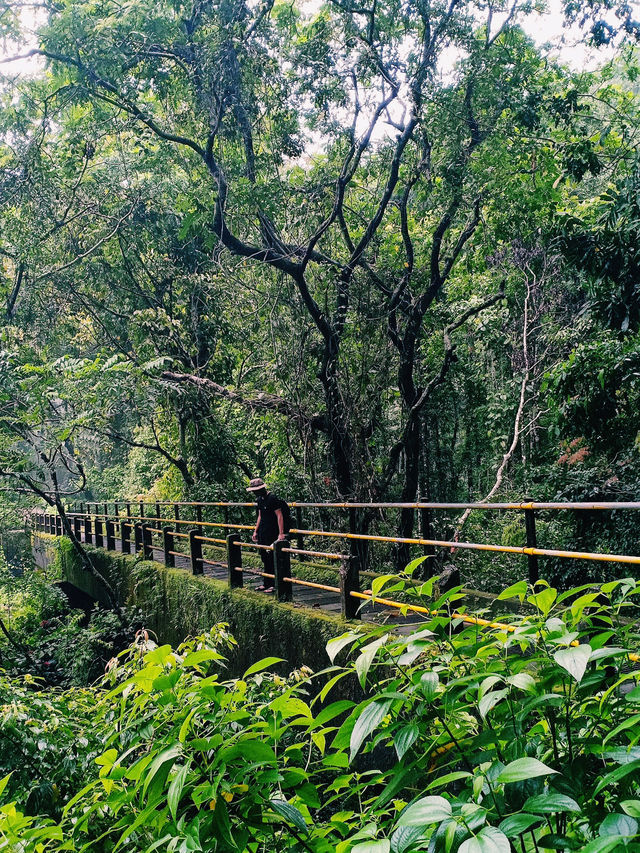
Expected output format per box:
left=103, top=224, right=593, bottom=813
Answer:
left=260, top=547, right=275, bottom=586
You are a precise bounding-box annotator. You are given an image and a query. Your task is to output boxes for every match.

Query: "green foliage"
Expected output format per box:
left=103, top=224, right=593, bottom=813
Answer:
left=2, top=574, right=640, bottom=850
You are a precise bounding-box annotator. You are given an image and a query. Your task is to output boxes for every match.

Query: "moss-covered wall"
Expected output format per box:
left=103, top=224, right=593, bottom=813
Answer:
left=33, top=534, right=362, bottom=675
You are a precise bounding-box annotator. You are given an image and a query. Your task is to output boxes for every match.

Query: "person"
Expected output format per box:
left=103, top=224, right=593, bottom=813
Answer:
left=247, top=478, right=287, bottom=593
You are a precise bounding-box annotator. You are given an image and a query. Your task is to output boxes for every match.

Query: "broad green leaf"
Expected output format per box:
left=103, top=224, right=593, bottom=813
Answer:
left=527, top=586, right=557, bottom=616
left=326, top=632, right=362, bottom=663
left=372, top=574, right=398, bottom=598
left=243, top=657, right=285, bottom=677
left=419, top=671, right=439, bottom=701
left=270, top=799, right=308, bottom=834
left=497, top=581, right=527, bottom=601
left=398, top=796, right=452, bottom=826
left=390, top=825, right=424, bottom=853
left=167, top=763, right=190, bottom=822
left=496, top=758, right=557, bottom=784
left=352, top=841, right=390, bottom=853
left=350, top=699, right=393, bottom=762
left=524, top=793, right=581, bottom=814
left=599, top=813, right=638, bottom=838
left=458, top=826, right=510, bottom=853
left=621, top=801, right=640, bottom=818
left=507, top=672, right=537, bottom=692
left=183, top=649, right=222, bottom=667
left=479, top=689, right=508, bottom=719
left=554, top=644, right=592, bottom=683
left=498, top=813, right=543, bottom=837
left=394, top=724, right=419, bottom=760
left=355, top=635, right=388, bottom=688
left=313, top=700, right=355, bottom=728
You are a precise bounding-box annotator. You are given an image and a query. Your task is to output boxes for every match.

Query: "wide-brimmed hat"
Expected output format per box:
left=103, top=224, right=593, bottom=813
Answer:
left=247, top=478, right=267, bottom=492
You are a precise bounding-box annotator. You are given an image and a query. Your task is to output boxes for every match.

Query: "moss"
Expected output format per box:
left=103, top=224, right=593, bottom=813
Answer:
left=35, top=533, right=363, bottom=675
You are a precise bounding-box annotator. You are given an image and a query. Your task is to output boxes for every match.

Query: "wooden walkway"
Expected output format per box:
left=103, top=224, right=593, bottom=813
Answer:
left=75, top=531, right=426, bottom=636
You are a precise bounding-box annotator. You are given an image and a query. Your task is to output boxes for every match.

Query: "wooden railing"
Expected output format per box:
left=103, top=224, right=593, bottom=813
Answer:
left=32, top=499, right=640, bottom=621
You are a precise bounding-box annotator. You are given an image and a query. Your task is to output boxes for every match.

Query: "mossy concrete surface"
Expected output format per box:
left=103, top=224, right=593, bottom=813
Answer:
left=32, top=533, right=360, bottom=674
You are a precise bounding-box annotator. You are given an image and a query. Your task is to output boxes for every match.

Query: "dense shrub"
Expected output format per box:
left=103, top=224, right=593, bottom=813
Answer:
left=2, top=572, right=640, bottom=851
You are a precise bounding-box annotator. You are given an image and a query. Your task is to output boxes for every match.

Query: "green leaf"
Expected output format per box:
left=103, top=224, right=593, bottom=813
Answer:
left=398, top=796, right=452, bottom=826
left=270, top=798, right=309, bottom=834
left=579, top=837, right=627, bottom=853
left=523, top=793, right=581, bottom=814
left=394, top=724, right=419, bottom=760
left=0, top=774, right=11, bottom=798
left=372, top=574, right=398, bottom=598
left=350, top=699, right=393, bottom=762
left=183, top=649, right=222, bottom=667
left=498, top=581, right=527, bottom=601
left=599, top=813, right=638, bottom=838
left=621, top=801, right=640, bottom=818
left=553, top=644, right=592, bottom=683
left=496, top=758, right=557, bottom=784
left=352, top=841, right=391, bottom=853
left=221, top=739, right=277, bottom=765
left=355, top=635, right=388, bottom=688
left=537, top=833, right=581, bottom=849
left=326, top=632, right=362, bottom=664
left=498, top=813, right=543, bottom=838
left=167, top=763, right=190, bottom=822
left=426, top=771, right=472, bottom=791
left=243, top=657, right=285, bottom=677
left=390, top=826, right=424, bottom=853
left=419, top=671, right=440, bottom=701
left=313, top=700, right=355, bottom=728
left=142, top=744, right=182, bottom=797
left=479, top=689, right=508, bottom=719
left=527, top=586, right=557, bottom=616
left=594, top=759, right=640, bottom=795
left=458, top=827, right=510, bottom=853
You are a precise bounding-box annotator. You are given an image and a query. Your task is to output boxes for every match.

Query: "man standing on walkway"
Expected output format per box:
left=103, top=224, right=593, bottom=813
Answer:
left=248, top=478, right=287, bottom=593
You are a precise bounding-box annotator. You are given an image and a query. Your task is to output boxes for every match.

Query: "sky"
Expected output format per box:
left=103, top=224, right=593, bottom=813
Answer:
left=0, top=0, right=617, bottom=75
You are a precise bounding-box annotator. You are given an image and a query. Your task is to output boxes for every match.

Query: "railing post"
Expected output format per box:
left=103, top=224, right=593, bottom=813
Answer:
left=113, top=502, right=119, bottom=521
left=73, top=515, right=82, bottom=540
left=142, top=523, right=153, bottom=560
left=105, top=517, right=116, bottom=551
left=103, top=502, right=109, bottom=523
left=84, top=515, right=93, bottom=545
left=340, top=554, right=361, bottom=620
left=56, top=514, right=63, bottom=536
left=134, top=522, right=143, bottom=555
left=295, top=507, right=305, bottom=560
left=121, top=519, right=131, bottom=554
left=420, top=507, right=436, bottom=560
left=163, top=526, right=175, bottom=567
left=94, top=514, right=104, bottom=548
left=126, top=502, right=131, bottom=522
left=524, top=507, right=539, bottom=584
left=190, top=528, right=203, bottom=575
left=43, top=513, right=49, bottom=534
left=273, top=539, right=292, bottom=602
left=174, top=504, right=180, bottom=523
left=155, top=501, right=161, bottom=521
left=139, top=501, right=145, bottom=524
left=79, top=502, right=84, bottom=516
left=227, top=533, right=242, bottom=588
left=196, top=504, right=203, bottom=534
